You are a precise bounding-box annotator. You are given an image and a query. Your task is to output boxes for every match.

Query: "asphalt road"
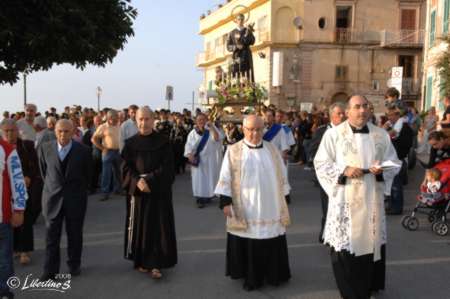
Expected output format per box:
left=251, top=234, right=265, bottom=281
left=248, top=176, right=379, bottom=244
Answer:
left=11, top=164, right=450, bottom=299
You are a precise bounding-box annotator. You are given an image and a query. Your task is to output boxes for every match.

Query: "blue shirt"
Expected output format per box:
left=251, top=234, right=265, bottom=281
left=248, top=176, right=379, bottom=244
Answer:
left=57, top=140, right=73, bottom=161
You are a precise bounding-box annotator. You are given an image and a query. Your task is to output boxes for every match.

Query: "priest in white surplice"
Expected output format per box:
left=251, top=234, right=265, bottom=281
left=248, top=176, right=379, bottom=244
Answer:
left=185, top=113, right=224, bottom=208
left=215, top=115, right=291, bottom=291
left=314, top=95, right=401, bottom=299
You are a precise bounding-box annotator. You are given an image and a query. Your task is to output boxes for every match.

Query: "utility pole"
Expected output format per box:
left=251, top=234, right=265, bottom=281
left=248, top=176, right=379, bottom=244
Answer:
left=23, top=73, right=27, bottom=106
left=185, top=91, right=201, bottom=111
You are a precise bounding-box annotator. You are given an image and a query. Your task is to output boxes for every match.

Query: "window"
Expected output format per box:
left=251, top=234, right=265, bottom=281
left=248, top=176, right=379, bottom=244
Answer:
left=372, top=80, right=380, bottom=91
left=335, top=6, right=352, bottom=42
left=336, top=6, right=352, bottom=28
left=444, top=0, right=450, bottom=34
left=430, top=10, right=436, bottom=47
left=425, top=76, right=433, bottom=110
left=400, top=9, right=417, bottom=43
left=398, top=55, right=415, bottom=78
left=318, top=17, right=326, bottom=29
left=335, top=65, right=348, bottom=81
left=257, top=15, right=268, bottom=30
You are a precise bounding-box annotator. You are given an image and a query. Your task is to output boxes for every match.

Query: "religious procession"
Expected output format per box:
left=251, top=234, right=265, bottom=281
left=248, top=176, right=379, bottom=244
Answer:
left=1, top=1, right=450, bottom=299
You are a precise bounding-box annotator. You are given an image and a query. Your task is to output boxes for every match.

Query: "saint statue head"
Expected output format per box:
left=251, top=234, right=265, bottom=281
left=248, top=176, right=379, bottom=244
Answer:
left=346, top=95, right=370, bottom=128
left=243, top=114, right=264, bottom=145
left=235, top=13, right=245, bottom=27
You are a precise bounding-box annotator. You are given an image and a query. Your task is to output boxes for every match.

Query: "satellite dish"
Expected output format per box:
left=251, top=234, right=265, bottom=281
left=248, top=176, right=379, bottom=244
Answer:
left=293, top=16, right=303, bottom=29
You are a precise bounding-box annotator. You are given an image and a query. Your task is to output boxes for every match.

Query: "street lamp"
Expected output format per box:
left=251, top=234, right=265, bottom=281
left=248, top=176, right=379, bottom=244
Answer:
left=96, top=86, right=102, bottom=112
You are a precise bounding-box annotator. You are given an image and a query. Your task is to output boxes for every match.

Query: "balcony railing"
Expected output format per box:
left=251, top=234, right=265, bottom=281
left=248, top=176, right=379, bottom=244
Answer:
left=333, top=29, right=424, bottom=47
left=387, top=77, right=421, bottom=95
left=334, top=28, right=381, bottom=44
left=402, top=78, right=421, bottom=95
left=380, top=30, right=425, bottom=48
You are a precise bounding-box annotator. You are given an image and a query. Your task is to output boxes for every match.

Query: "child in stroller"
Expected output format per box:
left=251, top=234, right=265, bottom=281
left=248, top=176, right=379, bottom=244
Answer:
left=402, top=159, right=450, bottom=236
left=418, top=168, right=445, bottom=206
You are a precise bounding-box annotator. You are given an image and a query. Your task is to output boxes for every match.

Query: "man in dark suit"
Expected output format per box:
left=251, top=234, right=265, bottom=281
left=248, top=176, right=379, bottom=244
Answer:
left=310, top=103, right=346, bottom=243
left=38, top=119, right=92, bottom=279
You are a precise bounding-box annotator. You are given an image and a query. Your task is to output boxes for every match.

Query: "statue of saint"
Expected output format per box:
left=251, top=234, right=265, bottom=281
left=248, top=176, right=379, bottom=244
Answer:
left=226, top=14, right=255, bottom=82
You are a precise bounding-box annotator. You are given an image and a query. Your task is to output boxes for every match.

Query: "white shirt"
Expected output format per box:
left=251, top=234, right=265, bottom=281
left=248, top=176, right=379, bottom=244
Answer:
left=119, top=119, right=138, bottom=152
left=16, top=119, right=36, bottom=142
left=264, top=125, right=290, bottom=154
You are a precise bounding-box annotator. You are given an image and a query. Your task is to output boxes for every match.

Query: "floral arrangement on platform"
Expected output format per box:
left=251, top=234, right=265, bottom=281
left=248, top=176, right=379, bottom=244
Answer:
left=215, top=73, right=267, bottom=105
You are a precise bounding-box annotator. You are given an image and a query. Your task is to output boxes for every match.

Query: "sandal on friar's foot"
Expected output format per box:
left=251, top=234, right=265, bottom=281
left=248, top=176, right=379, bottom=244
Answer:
left=137, top=267, right=148, bottom=273
left=150, top=269, right=162, bottom=279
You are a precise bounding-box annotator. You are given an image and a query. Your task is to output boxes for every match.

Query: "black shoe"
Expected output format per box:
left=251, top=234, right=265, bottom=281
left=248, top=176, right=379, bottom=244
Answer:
left=197, top=202, right=205, bottom=209
left=99, top=194, right=109, bottom=201
left=70, top=267, right=81, bottom=276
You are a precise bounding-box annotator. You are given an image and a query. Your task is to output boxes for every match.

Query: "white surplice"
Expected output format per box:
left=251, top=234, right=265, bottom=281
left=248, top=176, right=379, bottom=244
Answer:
left=215, top=140, right=291, bottom=239
left=282, top=125, right=296, bottom=147
left=184, top=125, right=224, bottom=198
left=264, top=126, right=290, bottom=153
left=314, top=121, right=400, bottom=260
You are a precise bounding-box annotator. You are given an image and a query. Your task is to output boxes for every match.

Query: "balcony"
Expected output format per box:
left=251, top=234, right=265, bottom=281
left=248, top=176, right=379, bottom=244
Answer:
left=387, top=77, right=421, bottom=95
left=334, top=28, right=381, bottom=44
left=380, top=30, right=424, bottom=48
left=402, top=78, right=421, bottom=95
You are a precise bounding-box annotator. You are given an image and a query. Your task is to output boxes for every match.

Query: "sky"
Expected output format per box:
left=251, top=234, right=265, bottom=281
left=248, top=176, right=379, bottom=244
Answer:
left=0, top=0, right=222, bottom=113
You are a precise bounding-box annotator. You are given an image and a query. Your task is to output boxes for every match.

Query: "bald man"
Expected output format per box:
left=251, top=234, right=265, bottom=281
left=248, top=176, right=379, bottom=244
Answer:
left=215, top=115, right=291, bottom=291
left=16, top=103, right=38, bottom=142
left=121, top=107, right=177, bottom=278
left=38, top=119, right=92, bottom=280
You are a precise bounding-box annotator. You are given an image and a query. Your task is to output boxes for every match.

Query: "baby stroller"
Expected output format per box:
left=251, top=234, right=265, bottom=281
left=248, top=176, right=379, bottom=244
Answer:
left=401, top=159, right=450, bottom=236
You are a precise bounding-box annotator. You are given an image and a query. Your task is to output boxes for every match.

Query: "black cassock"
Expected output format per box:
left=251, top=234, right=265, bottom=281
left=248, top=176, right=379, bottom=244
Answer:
left=122, top=132, right=177, bottom=270
left=14, top=138, right=42, bottom=252
left=227, top=27, right=255, bottom=81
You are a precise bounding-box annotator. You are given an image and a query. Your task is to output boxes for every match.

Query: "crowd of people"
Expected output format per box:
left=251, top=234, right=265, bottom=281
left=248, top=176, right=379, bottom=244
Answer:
left=1, top=87, right=450, bottom=299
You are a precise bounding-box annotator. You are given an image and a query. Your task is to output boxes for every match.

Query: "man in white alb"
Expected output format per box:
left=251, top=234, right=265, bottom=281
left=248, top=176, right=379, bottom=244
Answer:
left=314, top=95, right=401, bottom=299
left=184, top=113, right=224, bottom=208
left=215, top=115, right=291, bottom=291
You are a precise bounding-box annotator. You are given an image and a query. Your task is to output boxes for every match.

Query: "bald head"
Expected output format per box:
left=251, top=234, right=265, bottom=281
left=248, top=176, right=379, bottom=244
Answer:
left=55, top=119, right=74, bottom=146
left=136, top=106, right=155, bottom=135
left=106, top=110, right=119, bottom=126
left=243, top=115, right=264, bottom=144
left=24, top=103, right=37, bottom=121
left=136, top=106, right=154, bottom=119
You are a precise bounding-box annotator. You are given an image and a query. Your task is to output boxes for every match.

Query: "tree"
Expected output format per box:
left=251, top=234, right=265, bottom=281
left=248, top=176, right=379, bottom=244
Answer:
left=0, top=0, right=137, bottom=85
